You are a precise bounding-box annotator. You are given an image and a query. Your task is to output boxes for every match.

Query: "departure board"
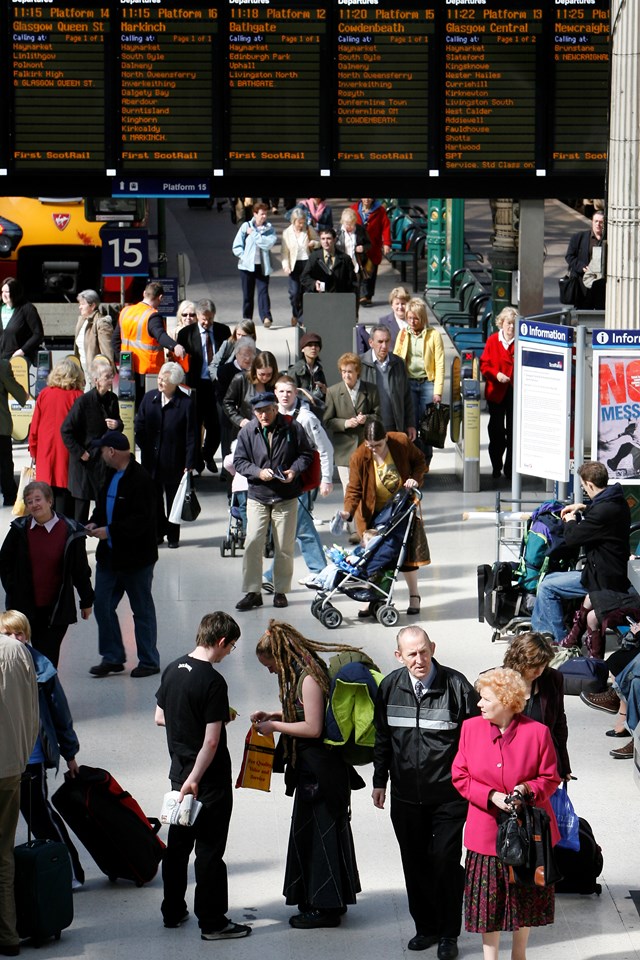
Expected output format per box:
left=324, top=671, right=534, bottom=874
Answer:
left=11, top=0, right=108, bottom=170
left=443, top=1, right=542, bottom=172
left=119, top=0, right=218, bottom=171
left=335, top=0, right=434, bottom=172
left=552, top=0, right=610, bottom=171
left=1, top=0, right=612, bottom=192
left=226, top=0, right=328, bottom=172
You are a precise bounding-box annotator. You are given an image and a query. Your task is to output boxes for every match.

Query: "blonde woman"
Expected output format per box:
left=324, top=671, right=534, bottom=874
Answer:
left=281, top=207, right=319, bottom=325
left=393, top=297, right=444, bottom=467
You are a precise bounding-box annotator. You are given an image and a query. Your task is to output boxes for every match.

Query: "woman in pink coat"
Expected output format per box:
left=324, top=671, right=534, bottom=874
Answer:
left=29, top=358, right=85, bottom=516
left=452, top=667, right=560, bottom=960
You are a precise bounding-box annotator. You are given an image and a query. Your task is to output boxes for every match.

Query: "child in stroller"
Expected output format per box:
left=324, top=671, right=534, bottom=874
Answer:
left=306, top=530, right=381, bottom=591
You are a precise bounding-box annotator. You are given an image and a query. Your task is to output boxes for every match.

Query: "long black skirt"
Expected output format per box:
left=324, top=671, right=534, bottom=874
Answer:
left=283, top=786, right=361, bottom=910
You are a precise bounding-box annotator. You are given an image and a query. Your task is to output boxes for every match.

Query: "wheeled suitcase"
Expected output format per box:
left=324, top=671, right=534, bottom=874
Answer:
left=14, top=839, right=74, bottom=942
left=554, top=817, right=603, bottom=894
left=52, top=765, right=164, bottom=886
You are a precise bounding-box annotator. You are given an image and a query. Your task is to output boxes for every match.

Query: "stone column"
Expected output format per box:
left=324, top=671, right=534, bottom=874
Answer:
left=606, top=0, right=640, bottom=328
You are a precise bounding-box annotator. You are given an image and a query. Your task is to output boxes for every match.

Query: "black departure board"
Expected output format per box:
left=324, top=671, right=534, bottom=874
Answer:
left=119, top=0, right=218, bottom=171
left=11, top=0, right=108, bottom=170
left=2, top=0, right=612, bottom=192
left=552, top=0, right=610, bottom=170
left=226, top=0, right=328, bottom=171
left=335, top=0, right=434, bottom=172
left=443, top=1, right=542, bottom=172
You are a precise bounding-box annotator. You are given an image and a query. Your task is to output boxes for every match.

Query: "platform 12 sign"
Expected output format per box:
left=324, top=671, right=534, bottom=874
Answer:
left=101, top=228, right=149, bottom=276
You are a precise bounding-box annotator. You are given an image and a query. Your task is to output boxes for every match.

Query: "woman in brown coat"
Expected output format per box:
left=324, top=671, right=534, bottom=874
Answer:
left=340, top=417, right=428, bottom=616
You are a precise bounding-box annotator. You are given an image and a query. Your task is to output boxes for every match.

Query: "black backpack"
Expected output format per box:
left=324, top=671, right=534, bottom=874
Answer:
left=554, top=817, right=603, bottom=895
left=477, top=561, right=524, bottom=628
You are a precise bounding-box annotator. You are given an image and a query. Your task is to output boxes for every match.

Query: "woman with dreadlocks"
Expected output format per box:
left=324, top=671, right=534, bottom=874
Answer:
left=250, top=620, right=362, bottom=929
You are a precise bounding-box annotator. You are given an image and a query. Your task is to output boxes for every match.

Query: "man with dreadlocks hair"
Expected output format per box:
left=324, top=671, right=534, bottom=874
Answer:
left=250, top=620, right=362, bottom=929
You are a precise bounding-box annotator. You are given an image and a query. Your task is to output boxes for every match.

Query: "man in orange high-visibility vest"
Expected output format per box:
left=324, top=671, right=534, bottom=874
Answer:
left=113, top=281, right=186, bottom=409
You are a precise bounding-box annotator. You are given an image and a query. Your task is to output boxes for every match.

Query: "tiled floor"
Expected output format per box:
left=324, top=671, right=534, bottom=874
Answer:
left=8, top=198, right=640, bottom=959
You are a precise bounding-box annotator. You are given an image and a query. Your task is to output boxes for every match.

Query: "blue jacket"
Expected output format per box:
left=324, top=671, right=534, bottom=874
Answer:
left=232, top=218, right=277, bottom=275
left=27, top=646, right=79, bottom=772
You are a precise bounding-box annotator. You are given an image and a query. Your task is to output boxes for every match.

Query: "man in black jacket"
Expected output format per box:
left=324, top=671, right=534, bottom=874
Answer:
left=373, top=626, right=478, bottom=960
left=233, top=392, right=313, bottom=610
left=531, top=459, right=631, bottom=647
left=301, top=229, right=356, bottom=296
left=86, top=430, right=160, bottom=678
left=177, top=299, right=230, bottom=473
left=360, top=324, right=415, bottom=438
left=564, top=210, right=605, bottom=309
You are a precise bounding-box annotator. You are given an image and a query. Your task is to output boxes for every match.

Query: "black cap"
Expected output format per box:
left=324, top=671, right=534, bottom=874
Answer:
left=251, top=392, right=277, bottom=409
left=89, top=430, right=130, bottom=451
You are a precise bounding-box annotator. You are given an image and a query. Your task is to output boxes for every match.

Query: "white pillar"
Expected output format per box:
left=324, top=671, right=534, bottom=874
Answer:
left=606, top=0, right=640, bottom=328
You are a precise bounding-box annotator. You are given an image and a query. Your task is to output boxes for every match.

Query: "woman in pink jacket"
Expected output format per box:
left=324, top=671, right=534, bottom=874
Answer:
left=479, top=307, right=517, bottom=481
left=452, top=667, right=560, bottom=960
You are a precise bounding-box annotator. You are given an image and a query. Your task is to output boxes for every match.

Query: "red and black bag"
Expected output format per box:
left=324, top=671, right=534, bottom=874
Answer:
left=52, top=765, right=164, bottom=886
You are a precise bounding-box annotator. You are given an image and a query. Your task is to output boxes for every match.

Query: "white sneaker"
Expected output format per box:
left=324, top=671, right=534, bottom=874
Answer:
left=298, top=575, right=320, bottom=588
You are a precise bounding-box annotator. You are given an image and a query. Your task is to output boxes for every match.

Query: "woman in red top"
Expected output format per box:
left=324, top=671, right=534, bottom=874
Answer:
left=351, top=199, right=391, bottom=306
left=452, top=667, right=560, bottom=960
left=480, top=307, right=517, bottom=482
left=29, top=357, right=85, bottom=516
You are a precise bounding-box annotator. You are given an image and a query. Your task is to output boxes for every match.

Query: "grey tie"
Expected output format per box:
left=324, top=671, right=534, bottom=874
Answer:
left=415, top=680, right=424, bottom=700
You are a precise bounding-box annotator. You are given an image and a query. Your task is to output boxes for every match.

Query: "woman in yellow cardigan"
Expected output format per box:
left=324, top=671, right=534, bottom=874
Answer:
left=393, top=297, right=444, bottom=466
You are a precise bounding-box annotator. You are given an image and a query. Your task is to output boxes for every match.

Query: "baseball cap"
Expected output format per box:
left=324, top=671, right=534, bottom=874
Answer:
left=89, top=430, right=130, bottom=451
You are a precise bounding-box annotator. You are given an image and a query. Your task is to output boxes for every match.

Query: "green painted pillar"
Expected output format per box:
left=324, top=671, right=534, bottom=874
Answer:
left=426, top=199, right=447, bottom=290
left=447, top=198, right=465, bottom=279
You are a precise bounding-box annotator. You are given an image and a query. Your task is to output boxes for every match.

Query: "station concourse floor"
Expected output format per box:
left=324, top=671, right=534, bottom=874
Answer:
left=8, top=198, right=640, bottom=960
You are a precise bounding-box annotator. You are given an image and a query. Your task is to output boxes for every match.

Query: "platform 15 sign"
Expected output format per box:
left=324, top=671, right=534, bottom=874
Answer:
left=101, top=229, right=149, bottom=276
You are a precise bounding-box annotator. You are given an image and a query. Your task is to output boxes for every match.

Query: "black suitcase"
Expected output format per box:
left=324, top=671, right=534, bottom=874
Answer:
left=477, top=561, right=525, bottom=629
left=554, top=817, right=603, bottom=895
left=52, top=765, right=164, bottom=886
left=14, top=839, right=73, bottom=942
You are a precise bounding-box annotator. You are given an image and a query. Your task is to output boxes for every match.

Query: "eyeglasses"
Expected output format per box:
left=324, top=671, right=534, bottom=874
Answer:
left=182, top=311, right=196, bottom=317
left=228, top=641, right=237, bottom=651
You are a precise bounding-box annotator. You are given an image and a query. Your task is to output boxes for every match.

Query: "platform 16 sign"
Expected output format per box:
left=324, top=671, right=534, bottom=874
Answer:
left=101, top=229, right=149, bottom=277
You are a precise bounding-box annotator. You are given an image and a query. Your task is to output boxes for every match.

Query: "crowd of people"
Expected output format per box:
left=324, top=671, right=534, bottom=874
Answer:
left=0, top=199, right=635, bottom=960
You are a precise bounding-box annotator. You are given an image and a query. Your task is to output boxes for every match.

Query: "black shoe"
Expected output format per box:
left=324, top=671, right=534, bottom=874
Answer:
left=205, top=460, right=218, bottom=474
left=89, top=661, right=125, bottom=677
left=408, top=934, right=439, bottom=951
left=236, top=592, right=263, bottom=611
left=130, top=665, right=161, bottom=678
left=289, top=909, right=340, bottom=929
left=273, top=593, right=288, bottom=608
left=358, top=604, right=375, bottom=619
left=167, top=541, right=179, bottom=549
left=605, top=728, right=629, bottom=737
left=201, top=920, right=251, bottom=940
left=0, top=945, right=20, bottom=957
left=437, top=938, right=458, bottom=960
left=164, top=911, right=189, bottom=928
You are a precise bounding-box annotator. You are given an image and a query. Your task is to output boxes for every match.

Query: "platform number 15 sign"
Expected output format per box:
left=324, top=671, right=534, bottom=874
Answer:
left=101, top=229, right=149, bottom=277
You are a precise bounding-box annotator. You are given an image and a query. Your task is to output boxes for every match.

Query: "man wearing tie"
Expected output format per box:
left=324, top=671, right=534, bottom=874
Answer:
left=177, top=299, right=230, bottom=474
left=372, top=627, right=478, bottom=960
left=301, top=228, right=356, bottom=295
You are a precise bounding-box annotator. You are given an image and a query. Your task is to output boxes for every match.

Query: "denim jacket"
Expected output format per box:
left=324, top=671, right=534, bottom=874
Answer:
left=27, top=646, right=79, bottom=771
left=232, top=219, right=277, bottom=275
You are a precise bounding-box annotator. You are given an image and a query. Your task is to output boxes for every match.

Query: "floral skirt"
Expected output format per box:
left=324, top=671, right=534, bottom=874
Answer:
left=464, top=851, right=555, bottom=933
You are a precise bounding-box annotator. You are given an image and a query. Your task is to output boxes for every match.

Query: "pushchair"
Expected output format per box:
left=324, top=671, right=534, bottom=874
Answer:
left=310, top=489, right=422, bottom=629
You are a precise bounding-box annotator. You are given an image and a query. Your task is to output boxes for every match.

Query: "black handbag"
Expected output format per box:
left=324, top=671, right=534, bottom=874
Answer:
left=512, top=804, right=563, bottom=888
left=496, top=804, right=529, bottom=868
left=419, top=402, right=450, bottom=448
left=181, top=473, right=201, bottom=522
left=558, top=274, right=583, bottom=306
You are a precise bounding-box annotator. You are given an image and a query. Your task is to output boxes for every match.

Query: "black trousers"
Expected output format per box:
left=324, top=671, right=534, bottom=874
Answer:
left=0, top=435, right=17, bottom=504
left=195, top=379, right=220, bottom=469
left=390, top=795, right=467, bottom=939
left=155, top=478, right=181, bottom=545
left=487, top=388, right=513, bottom=477
left=30, top=607, right=69, bottom=669
left=161, top=787, right=232, bottom=931
left=20, top=764, right=84, bottom=884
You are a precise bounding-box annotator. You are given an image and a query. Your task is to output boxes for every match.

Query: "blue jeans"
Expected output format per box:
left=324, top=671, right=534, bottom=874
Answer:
left=531, top=571, right=586, bottom=642
left=410, top=378, right=434, bottom=463
left=94, top=555, right=159, bottom=669
left=614, top=653, right=640, bottom=733
left=264, top=493, right=325, bottom=582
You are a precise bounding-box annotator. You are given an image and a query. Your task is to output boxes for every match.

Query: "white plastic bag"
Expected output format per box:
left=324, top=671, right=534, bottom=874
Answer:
left=168, top=472, right=189, bottom=525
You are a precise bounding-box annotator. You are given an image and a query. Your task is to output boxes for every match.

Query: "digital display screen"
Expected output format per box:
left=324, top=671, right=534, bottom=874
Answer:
left=335, top=0, right=434, bottom=172
left=2, top=0, right=611, bottom=189
left=119, top=0, right=218, bottom=171
left=443, top=1, right=542, bottom=173
left=551, top=0, right=610, bottom=170
left=226, top=0, right=327, bottom=171
left=11, top=0, right=108, bottom=170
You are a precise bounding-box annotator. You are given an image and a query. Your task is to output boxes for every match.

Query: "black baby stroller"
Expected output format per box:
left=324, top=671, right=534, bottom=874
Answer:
left=310, top=489, right=422, bottom=629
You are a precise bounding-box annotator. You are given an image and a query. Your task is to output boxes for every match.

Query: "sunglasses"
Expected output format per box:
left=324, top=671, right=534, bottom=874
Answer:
left=182, top=311, right=196, bottom=317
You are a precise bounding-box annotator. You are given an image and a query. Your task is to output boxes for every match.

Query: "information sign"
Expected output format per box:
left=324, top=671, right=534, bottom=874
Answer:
left=592, top=329, right=640, bottom=486
left=515, top=319, right=573, bottom=483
